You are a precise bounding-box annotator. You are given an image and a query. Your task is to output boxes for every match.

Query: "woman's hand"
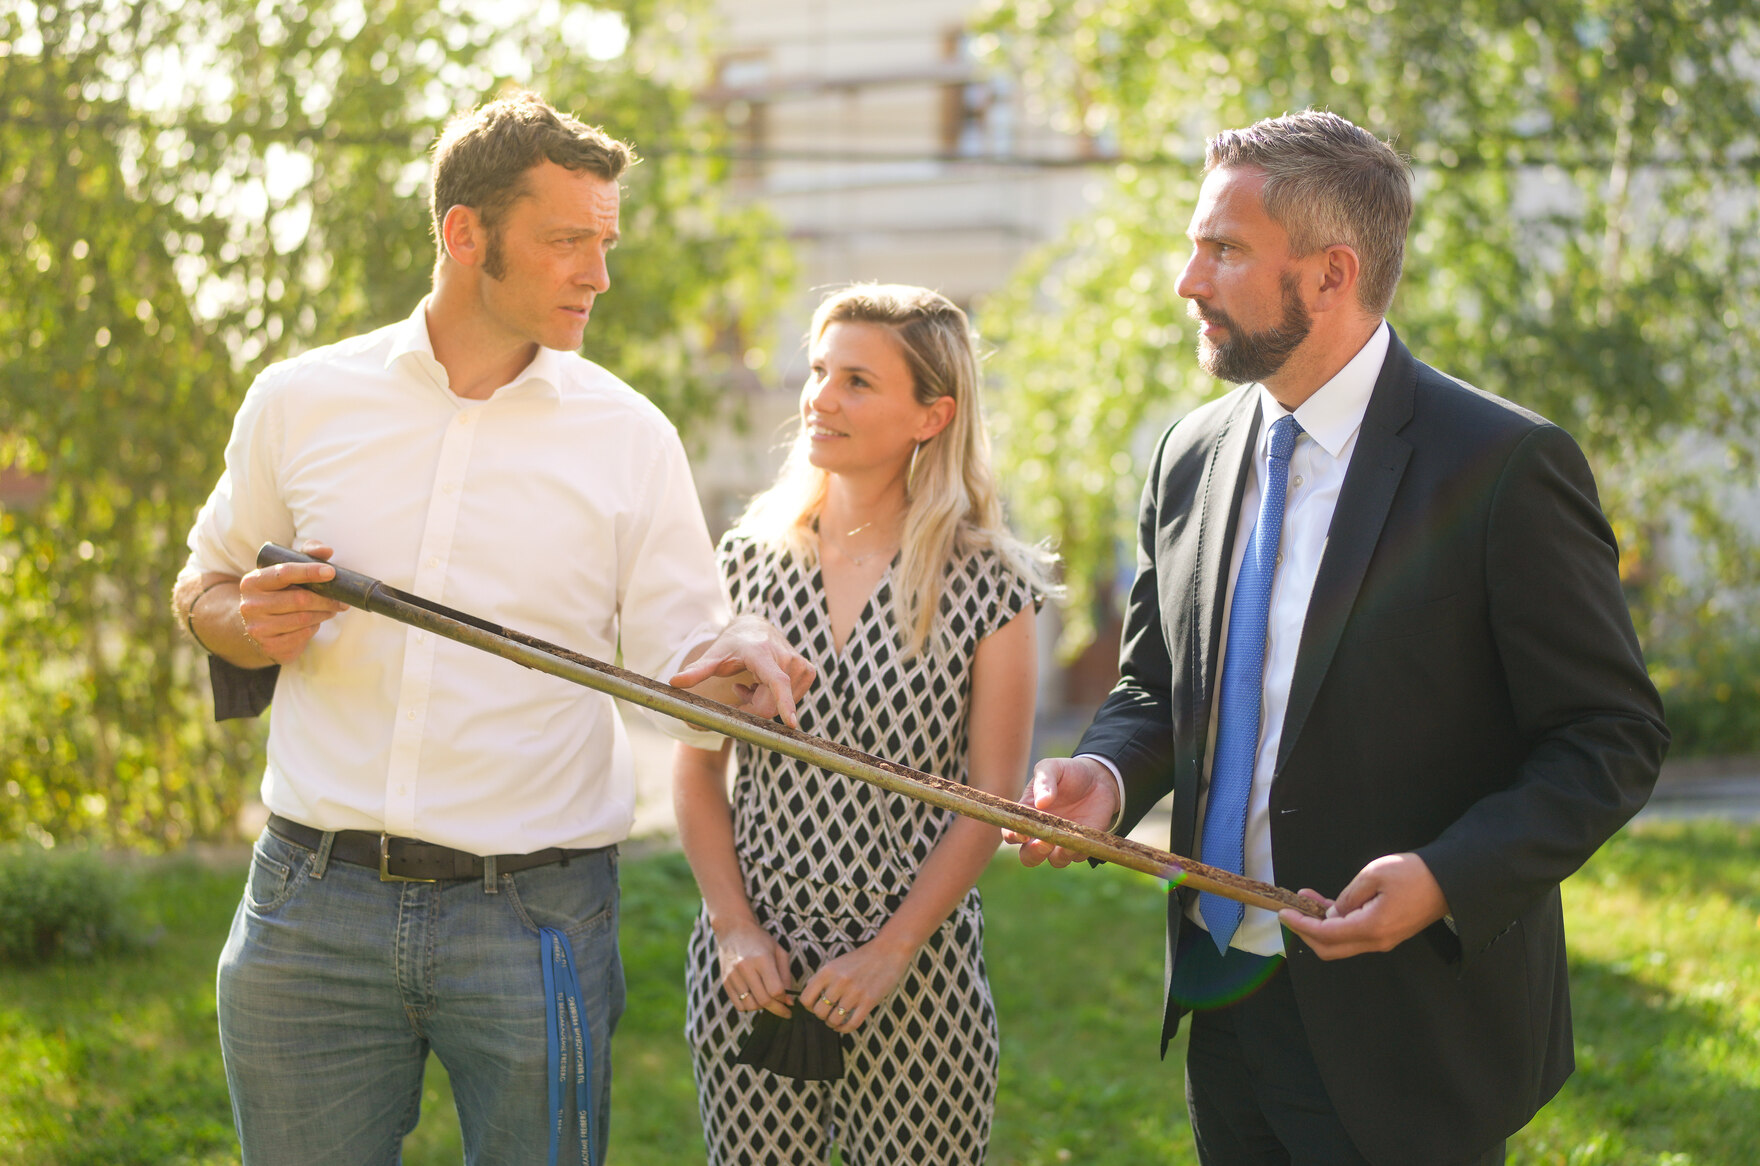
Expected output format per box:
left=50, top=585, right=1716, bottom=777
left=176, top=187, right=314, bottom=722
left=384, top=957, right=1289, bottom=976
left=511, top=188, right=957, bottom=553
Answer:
left=714, top=918, right=795, bottom=1018
left=799, top=936, right=918, bottom=1033
left=669, top=614, right=814, bottom=728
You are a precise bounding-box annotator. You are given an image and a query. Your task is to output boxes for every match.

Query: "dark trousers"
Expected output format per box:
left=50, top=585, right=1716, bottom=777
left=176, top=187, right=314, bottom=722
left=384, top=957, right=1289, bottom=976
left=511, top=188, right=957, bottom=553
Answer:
left=1177, top=934, right=1505, bottom=1166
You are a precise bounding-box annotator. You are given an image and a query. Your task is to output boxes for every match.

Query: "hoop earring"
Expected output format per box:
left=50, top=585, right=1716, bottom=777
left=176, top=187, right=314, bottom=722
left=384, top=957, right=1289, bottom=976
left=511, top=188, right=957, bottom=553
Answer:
left=906, top=441, right=923, bottom=494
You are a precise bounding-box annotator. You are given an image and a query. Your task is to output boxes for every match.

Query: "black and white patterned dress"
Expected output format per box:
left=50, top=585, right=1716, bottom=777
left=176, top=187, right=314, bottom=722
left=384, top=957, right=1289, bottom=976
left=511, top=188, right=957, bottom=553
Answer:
left=684, top=533, right=1038, bottom=1166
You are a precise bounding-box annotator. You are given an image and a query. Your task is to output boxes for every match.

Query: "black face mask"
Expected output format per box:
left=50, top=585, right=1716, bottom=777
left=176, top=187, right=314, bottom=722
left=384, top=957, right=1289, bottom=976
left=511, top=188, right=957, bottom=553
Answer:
left=733, top=1008, right=846, bottom=1081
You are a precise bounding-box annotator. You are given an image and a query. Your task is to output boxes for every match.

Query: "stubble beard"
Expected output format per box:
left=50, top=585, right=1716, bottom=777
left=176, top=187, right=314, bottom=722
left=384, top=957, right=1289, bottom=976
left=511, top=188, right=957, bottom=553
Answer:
left=1194, top=271, right=1313, bottom=384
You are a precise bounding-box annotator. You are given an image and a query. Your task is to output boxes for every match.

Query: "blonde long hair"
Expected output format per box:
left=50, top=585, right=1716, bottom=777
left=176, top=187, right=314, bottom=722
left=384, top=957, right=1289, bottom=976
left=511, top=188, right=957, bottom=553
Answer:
left=736, top=284, right=1059, bottom=656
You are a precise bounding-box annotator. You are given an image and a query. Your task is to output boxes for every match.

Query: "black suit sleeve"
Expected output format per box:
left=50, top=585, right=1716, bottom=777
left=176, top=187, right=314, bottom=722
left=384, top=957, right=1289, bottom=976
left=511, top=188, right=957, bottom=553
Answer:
left=1076, top=430, right=1184, bottom=835
left=1416, top=423, right=1668, bottom=954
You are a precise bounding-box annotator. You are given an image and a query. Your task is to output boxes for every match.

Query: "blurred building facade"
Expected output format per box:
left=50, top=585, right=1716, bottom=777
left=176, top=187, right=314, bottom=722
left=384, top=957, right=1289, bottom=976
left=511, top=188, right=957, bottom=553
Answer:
left=691, top=0, right=1105, bottom=522
left=693, top=0, right=1117, bottom=716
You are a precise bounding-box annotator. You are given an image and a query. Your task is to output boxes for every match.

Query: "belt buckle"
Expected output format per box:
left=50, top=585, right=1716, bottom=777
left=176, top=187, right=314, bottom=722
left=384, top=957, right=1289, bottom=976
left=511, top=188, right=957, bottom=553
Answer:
left=379, top=833, right=437, bottom=883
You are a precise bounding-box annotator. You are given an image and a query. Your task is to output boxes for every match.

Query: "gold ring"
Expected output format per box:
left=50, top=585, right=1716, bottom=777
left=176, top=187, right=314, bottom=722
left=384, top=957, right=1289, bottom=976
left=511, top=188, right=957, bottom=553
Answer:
left=737, top=992, right=749, bottom=1000
left=837, top=1007, right=849, bottom=1016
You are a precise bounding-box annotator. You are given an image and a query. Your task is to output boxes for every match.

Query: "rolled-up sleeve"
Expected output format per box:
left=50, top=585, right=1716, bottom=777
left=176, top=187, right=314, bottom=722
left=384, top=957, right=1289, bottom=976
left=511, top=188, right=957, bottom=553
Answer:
left=185, top=369, right=296, bottom=719
left=186, top=368, right=296, bottom=579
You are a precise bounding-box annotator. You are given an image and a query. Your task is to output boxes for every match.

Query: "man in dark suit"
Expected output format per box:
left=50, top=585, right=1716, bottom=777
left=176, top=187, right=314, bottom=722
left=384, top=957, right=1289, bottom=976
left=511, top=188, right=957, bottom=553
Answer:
left=1010, top=111, right=1668, bottom=1164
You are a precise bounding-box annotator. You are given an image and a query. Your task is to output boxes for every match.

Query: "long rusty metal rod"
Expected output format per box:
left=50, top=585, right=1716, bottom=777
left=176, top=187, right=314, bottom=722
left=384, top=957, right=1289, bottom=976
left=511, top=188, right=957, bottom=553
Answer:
left=256, top=543, right=1325, bottom=918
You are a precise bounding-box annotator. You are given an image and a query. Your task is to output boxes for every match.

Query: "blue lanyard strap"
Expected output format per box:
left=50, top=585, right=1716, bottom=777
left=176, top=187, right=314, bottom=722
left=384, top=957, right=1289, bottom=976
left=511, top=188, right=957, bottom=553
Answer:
left=541, top=926, right=597, bottom=1166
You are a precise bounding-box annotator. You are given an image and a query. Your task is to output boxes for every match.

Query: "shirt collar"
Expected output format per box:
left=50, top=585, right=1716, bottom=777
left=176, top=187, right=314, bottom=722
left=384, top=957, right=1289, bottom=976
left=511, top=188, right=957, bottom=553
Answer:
left=1255, top=319, right=1389, bottom=460
left=385, top=297, right=564, bottom=402
left=385, top=297, right=439, bottom=370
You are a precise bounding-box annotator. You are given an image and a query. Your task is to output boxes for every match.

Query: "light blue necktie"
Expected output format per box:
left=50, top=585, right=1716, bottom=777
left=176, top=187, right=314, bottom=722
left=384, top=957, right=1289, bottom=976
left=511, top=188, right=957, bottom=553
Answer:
left=1199, top=414, right=1302, bottom=952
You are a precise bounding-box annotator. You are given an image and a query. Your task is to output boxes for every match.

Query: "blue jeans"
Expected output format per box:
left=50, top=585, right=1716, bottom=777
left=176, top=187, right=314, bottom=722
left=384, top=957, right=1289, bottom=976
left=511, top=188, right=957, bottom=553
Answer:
left=217, top=826, right=624, bottom=1165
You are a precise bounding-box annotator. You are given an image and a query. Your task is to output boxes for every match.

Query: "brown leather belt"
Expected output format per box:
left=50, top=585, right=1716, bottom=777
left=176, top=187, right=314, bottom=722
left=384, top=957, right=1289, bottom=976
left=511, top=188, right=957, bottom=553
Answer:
left=266, top=813, right=606, bottom=883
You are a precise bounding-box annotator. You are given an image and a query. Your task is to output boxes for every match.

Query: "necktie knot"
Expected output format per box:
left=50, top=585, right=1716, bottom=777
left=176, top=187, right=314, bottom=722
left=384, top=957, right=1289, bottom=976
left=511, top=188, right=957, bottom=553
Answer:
left=1269, top=414, right=1302, bottom=463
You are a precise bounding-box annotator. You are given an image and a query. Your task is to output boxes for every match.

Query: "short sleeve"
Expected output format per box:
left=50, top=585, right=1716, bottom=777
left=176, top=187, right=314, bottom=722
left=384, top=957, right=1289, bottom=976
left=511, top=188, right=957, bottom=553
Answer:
left=979, top=553, right=1042, bottom=640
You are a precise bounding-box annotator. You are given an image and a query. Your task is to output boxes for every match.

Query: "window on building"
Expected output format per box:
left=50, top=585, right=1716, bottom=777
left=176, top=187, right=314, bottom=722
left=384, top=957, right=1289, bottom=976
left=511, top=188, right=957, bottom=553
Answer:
left=714, top=53, right=772, bottom=184
left=940, top=31, right=1010, bottom=159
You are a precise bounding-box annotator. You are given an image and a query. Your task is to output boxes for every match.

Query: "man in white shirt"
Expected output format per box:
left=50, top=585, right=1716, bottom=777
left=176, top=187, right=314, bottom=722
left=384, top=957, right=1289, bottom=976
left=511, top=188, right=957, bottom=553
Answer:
left=173, top=92, right=810, bottom=1165
left=1010, top=111, right=1665, bottom=1164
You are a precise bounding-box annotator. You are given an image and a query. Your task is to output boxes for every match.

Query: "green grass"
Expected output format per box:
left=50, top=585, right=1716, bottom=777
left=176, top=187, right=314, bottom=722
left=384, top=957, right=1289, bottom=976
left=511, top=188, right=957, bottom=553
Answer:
left=1516, top=822, right=1760, bottom=1165
left=3, top=822, right=1756, bottom=1164
left=0, top=860, right=241, bottom=1164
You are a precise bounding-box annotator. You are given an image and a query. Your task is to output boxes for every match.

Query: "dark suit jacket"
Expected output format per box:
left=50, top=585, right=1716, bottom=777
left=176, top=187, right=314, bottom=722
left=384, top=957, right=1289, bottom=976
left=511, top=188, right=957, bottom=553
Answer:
left=1077, top=329, right=1668, bottom=1164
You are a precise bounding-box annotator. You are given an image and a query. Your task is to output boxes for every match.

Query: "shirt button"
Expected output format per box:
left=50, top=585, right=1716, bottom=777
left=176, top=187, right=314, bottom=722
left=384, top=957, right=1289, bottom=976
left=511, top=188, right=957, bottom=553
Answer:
left=396, top=785, right=407, bottom=795
left=1292, top=475, right=1303, bottom=488
left=426, top=556, right=439, bottom=568
left=458, top=413, right=473, bottom=425
left=443, top=482, right=459, bottom=494
left=1275, top=551, right=1284, bottom=566
left=414, top=632, right=425, bottom=642
left=407, top=710, right=417, bottom=721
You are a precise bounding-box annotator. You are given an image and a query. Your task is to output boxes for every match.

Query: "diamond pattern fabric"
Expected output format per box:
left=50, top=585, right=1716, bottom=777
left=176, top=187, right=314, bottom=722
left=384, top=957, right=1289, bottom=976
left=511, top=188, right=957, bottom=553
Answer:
left=685, top=534, right=1038, bottom=1165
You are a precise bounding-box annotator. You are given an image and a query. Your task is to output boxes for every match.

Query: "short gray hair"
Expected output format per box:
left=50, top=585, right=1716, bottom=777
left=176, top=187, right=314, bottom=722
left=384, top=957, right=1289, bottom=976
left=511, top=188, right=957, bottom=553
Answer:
left=1206, top=110, right=1413, bottom=316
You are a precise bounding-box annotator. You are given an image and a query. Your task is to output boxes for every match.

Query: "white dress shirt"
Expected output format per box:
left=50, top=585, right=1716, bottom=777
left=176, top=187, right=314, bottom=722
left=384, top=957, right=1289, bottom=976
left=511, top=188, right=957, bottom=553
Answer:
left=1089, top=322, right=1389, bottom=956
left=186, top=299, right=728, bottom=855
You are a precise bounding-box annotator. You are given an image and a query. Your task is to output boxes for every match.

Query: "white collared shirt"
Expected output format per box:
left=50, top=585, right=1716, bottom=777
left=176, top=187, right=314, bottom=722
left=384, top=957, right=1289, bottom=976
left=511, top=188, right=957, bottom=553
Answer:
left=1087, top=321, right=1389, bottom=955
left=186, top=299, right=728, bottom=854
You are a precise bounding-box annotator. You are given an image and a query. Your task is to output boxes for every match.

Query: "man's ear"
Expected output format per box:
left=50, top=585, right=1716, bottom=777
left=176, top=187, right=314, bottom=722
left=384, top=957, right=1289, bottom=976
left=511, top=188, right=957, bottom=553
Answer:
left=441, top=204, right=487, bottom=269
left=1311, top=243, right=1362, bottom=312
left=915, top=396, right=956, bottom=442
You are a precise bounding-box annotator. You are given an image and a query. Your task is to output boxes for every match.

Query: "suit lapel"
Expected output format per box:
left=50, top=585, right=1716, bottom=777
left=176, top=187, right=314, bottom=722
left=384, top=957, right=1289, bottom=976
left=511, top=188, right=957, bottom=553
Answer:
left=1275, top=331, right=1417, bottom=772
left=1187, top=387, right=1261, bottom=792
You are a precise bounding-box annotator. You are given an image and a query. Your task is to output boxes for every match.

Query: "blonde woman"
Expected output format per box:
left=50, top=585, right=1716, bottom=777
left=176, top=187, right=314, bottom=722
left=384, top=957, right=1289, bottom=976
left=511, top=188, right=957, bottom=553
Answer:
left=675, top=285, right=1055, bottom=1164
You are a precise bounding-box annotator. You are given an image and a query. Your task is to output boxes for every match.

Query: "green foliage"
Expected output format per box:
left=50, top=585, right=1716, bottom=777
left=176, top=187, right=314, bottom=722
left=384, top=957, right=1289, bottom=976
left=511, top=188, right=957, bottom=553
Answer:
left=980, top=167, right=1204, bottom=650
left=1635, top=479, right=1760, bottom=755
left=0, top=845, right=128, bottom=964
left=0, top=0, right=792, bottom=848
left=974, top=0, right=1760, bottom=723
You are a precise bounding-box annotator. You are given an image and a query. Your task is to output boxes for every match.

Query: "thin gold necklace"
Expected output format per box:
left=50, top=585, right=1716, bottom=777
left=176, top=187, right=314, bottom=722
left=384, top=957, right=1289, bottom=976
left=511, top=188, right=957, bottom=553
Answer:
left=829, top=520, right=895, bottom=567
